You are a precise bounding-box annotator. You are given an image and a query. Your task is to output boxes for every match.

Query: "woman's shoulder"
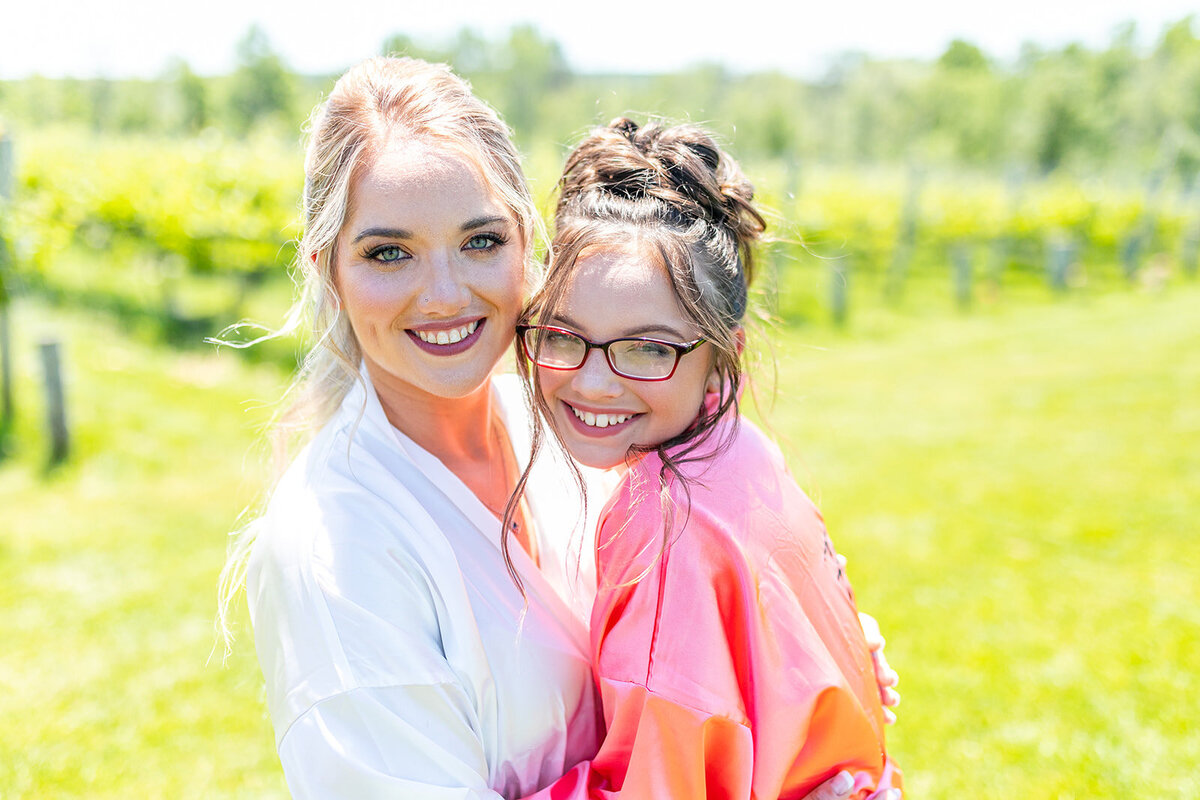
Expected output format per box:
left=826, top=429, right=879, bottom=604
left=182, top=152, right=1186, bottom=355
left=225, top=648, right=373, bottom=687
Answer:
left=247, top=427, right=462, bottom=726
left=249, top=405, right=455, bottom=604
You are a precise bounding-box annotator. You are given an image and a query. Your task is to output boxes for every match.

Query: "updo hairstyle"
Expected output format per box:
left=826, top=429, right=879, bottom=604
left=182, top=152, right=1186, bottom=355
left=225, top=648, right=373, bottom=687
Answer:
left=506, top=118, right=766, bottom=547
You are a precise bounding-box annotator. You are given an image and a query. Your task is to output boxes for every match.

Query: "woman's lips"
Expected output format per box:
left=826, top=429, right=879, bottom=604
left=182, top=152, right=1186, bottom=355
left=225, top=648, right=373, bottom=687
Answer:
left=406, top=318, right=485, bottom=356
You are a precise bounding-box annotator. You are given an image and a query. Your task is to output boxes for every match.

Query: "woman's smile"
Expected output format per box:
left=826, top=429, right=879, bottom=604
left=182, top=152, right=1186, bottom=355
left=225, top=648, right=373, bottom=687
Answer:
left=406, top=317, right=486, bottom=355
left=333, top=138, right=526, bottom=404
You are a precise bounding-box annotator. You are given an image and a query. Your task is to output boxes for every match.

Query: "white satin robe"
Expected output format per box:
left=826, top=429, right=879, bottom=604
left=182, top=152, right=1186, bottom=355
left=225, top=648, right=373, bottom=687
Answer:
left=247, top=371, right=604, bottom=799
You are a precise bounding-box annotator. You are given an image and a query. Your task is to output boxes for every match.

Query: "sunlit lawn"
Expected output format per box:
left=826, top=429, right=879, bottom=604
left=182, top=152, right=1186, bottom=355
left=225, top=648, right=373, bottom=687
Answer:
left=1, top=282, right=1196, bottom=798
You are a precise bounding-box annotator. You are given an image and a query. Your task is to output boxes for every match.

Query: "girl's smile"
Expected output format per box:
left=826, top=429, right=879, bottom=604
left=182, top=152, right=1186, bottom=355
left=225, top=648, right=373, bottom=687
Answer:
left=560, top=400, right=642, bottom=437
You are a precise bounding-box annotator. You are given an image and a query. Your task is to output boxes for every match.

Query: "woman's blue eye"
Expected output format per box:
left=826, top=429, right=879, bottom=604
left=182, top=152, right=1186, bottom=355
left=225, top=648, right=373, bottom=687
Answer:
left=371, top=245, right=406, bottom=263
left=465, top=233, right=502, bottom=251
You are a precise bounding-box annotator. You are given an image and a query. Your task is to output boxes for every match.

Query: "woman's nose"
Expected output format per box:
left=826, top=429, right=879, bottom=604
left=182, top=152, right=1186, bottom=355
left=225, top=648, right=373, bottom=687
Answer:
left=416, top=254, right=471, bottom=315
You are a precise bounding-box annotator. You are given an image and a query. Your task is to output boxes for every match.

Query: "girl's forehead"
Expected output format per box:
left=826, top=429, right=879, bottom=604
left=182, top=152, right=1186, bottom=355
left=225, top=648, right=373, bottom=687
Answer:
left=573, top=242, right=664, bottom=287
left=561, top=244, right=693, bottom=333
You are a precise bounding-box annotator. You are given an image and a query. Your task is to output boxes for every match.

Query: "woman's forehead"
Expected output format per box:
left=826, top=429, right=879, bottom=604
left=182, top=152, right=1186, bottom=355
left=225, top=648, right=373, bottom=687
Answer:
left=346, top=139, right=515, bottom=228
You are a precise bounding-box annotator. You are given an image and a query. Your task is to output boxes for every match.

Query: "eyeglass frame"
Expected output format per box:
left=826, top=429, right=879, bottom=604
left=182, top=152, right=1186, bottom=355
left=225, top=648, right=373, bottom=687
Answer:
left=516, top=324, right=706, bottom=382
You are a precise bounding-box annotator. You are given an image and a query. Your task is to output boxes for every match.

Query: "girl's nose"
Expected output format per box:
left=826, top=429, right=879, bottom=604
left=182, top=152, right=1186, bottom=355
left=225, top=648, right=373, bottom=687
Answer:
left=570, top=348, right=622, bottom=398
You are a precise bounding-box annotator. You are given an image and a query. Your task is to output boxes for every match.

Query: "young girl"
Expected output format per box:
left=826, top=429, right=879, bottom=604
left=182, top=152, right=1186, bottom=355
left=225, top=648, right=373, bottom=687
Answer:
left=510, top=119, right=901, bottom=799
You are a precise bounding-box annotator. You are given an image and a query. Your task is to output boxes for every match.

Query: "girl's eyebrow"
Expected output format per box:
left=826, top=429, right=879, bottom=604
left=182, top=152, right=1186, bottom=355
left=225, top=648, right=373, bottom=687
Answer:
left=350, top=216, right=510, bottom=245
left=552, top=312, right=691, bottom=341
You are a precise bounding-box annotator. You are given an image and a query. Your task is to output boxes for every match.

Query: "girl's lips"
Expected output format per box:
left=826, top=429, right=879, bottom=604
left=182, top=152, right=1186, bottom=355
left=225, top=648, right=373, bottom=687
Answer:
left=560, top=400, right=640, bottom=438
left=406, top=318, right=486, bottom=356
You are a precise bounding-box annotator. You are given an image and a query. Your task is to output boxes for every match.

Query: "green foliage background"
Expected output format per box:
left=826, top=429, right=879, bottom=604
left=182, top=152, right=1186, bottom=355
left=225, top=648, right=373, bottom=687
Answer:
left=1, top=18, right=1198, bottom=800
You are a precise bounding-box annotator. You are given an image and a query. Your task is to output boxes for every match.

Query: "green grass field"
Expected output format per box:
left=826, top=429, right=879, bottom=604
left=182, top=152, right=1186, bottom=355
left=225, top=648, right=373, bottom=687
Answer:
left=1, top=284, right=1196, bottom=798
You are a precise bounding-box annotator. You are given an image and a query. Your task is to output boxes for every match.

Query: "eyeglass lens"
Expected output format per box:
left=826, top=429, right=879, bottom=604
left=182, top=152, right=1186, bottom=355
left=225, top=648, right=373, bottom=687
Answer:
left=523, top=328, right=679, bottom=379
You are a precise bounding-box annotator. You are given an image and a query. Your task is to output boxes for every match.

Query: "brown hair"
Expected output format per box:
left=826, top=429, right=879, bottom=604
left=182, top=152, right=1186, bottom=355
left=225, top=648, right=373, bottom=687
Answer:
left=504, top=117, right=766, bottom=557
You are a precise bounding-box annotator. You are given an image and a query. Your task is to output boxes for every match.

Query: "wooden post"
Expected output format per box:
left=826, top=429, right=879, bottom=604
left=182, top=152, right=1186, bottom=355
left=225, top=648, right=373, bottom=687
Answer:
left=952, top=243, right=973, bottom=310
left=0, top=130, right=12, bottom=202
left=884, top=166, right=921, bottom=303
left=0, top=129, right=13, bottom=435
left=990, top=165, right=1025, bottom=293
left=1123, top=129, right=1176, bottom=283
left=0, top=305, right=12, bottom=431
left=39, top=340, right=69, bottom=465
left=830, top=257, right=849, bottom=327
left=1047, top=236, right=1074, bottom=292
left=1182, top=222, right=1199, bottom=279
left=988, top=235, right=1010, bottom=294
left=1120, top=234, right=1142, bottom=282
left=766, top=156, right=802, bottom=318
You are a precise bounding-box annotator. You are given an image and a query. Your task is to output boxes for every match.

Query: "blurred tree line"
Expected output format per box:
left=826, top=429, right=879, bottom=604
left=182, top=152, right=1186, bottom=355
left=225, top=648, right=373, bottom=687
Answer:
left=1, top=17, right=1198, bottom=180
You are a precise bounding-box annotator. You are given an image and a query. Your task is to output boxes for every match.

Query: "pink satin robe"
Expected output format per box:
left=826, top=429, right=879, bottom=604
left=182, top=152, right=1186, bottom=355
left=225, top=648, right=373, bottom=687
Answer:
left=526, top=413, right=900, bottom=800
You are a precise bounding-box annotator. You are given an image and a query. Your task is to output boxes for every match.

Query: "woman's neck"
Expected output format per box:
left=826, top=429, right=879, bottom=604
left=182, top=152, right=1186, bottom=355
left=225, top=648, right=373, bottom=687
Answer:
left=365, top=362, right=537, bottom=560
left=367, top=363, right=500, bottom=466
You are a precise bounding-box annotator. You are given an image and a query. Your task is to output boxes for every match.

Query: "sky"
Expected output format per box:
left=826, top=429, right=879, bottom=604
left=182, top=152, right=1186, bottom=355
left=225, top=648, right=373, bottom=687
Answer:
left=1, top=0, right=1196, bottom=80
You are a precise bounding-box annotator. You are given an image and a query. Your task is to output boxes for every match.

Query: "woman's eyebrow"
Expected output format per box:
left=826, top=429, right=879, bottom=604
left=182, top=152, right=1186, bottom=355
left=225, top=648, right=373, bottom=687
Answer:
left=352, top=227, right=412, bottom=244
left=351, top=217, right=509, bottom=244
left=461, top=215, right=510, bottom=232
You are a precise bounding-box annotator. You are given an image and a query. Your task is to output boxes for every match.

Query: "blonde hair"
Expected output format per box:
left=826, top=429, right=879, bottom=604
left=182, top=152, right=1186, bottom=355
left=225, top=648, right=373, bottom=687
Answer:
left=217, top=56, right=540, bottom=654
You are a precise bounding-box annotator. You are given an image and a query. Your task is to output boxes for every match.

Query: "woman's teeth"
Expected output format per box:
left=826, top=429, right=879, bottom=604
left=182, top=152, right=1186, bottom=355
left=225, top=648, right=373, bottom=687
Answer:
left=571, top=406, right=631, bottom=429
left=415, top=321, right=478, bottom=345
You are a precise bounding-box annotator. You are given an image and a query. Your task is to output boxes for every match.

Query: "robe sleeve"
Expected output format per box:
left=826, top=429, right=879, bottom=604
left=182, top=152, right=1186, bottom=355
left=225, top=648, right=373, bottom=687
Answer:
left=251, top=493, right=506, bottom=800
left=277, top=684, right=505, bottom=800
left=521, top=479, right=896, bottom=800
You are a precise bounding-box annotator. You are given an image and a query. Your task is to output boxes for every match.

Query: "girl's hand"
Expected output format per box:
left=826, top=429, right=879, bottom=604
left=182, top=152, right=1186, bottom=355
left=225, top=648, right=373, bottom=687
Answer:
left=858, top=611, right=901, bottom=724
left=804, top=770, right=902, bottom=800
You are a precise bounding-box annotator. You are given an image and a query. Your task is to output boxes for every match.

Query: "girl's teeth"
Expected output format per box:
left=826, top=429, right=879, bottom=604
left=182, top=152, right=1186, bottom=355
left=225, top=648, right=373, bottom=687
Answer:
left=571, top=406, right=630, bottom=428
left=416, top=321, right=478, bottom=345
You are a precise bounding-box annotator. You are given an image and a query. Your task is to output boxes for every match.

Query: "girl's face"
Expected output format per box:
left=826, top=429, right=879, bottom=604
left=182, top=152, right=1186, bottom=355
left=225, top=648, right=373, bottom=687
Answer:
left=334, top=138, right=525, bottom=404
left=536, top=241, right=718, bottom=470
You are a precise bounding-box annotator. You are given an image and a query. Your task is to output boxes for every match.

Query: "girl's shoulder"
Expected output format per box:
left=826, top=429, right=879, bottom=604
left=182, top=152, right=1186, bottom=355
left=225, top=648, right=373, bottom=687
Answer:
left=634, top=413, right=790, bottom=493
left=599, top=413, right=822, bottom=555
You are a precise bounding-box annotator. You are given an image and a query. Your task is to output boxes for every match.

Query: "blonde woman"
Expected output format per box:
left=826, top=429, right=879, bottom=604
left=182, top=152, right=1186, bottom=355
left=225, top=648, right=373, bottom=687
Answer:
left=222, top=56, right=896, bottom=800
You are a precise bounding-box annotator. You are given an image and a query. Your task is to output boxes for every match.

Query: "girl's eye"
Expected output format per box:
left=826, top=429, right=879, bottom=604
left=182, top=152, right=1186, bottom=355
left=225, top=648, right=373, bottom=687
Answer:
left=369, top=245, right=407, bottom=263
left=630, top=341, right=673, bottom=359
left=465, top=233, right=504, bottom=251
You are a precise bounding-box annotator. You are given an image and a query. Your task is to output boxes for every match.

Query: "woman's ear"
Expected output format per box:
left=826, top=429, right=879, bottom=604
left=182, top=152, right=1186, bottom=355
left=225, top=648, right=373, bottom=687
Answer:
left=733, top=325, right=746, bottom=357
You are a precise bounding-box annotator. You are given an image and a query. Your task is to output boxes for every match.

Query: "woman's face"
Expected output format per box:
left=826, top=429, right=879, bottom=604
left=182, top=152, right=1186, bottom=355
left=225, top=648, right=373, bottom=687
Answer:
left=334, top=138, right=525, bottom=403
left=536, top=242, right=717, bottom=470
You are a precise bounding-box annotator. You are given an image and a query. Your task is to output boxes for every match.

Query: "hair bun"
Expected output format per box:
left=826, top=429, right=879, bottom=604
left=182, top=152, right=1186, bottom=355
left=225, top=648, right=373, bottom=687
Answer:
left=610, top=117, right=640, bottom=140
left=557, top=118, right=766, bottom=285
